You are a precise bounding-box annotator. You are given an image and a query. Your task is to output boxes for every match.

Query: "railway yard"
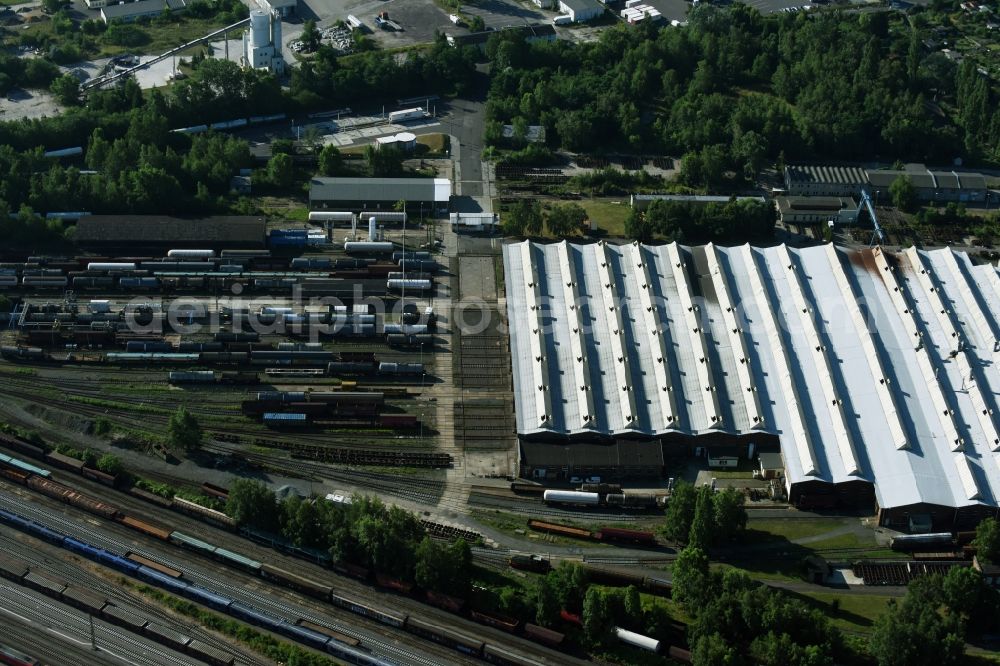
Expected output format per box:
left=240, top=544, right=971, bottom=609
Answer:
left=0, top=217, right=682, bottom=665
left=0, top=215, right=968, bottom=666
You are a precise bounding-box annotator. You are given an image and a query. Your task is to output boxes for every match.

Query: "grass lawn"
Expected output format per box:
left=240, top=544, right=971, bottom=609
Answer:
left=578, top=198, right=630, bottom=237
left=743, top=517, right=856, bottom=543
left=795, top=591, right=893, bottom=634
left=416, top=133, right=449, bottom=155
left=102, top=17, right=236, bottom=57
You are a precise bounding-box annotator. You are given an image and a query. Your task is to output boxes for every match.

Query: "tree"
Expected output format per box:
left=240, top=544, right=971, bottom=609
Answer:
left=96, top=453, right=123, bottom=476
left=317, top=144, right=343, bottom=176
left=469, top=15, right=485, bottom=32
left=692, top=632, right=745, bottom=666
left=671, top=546, right=711, bottom=608
left=167, top=406, right=201, bottom=451
left=625, top=207, right=654, bottom=242
left=364, top=144, right=404, bottom=177
left=301, top=19, right=321, bottom=52
left=225, top=479, right=280, bottom=531
left=689, top=484, right=716, bottom=550
left=42, top=0, right=65, bottom=13
left=889, top=175, right=918, bottom=212
left=546, top=203, right=587, bottom=237
left=662, top=479, right=697, bottom=543
left=265, top=153, right=295, bottom=189
left=582, top=587, right=614, bottom=646
left=623, top=585, right=642, bottom=625
left=503, top=199, right=543, bottom=237
left=714, top=487, right=748, bottom=541
left=50, top=74, right=80, bottom=106
left=972, top=517, right=1000, bottom=564
left=535, top=576, right=560, bottom=626
left=870, top=596, right=965, bottom=666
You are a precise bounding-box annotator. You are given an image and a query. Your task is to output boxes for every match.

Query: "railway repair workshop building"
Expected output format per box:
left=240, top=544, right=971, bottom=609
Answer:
left=73, top=215, right=268, bottom=252
left=503, top=240, right=1000, bottom=531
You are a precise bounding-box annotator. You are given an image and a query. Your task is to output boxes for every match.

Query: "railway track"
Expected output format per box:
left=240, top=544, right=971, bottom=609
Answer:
left=0, top=486, right=462, bottom=666
left=0, top=533, right=261, bottom=665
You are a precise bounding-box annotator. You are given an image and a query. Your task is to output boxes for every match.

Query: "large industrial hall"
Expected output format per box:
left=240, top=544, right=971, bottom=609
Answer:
left=503, top=240, right=1000, bottom=531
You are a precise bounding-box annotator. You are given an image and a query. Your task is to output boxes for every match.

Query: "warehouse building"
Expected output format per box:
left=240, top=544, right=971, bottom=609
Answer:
left=558, top=0, right=604, bottom=21
left=309, top=177, right=451, bottom=214
left=504, top=240, right=1000, bottom=530
left=866, top=167, right=988, bottom=203
left=776, top=196, right=859, bottom=226
left=100, top=0, right=186, bottom=22
left=520, top=440, right=665, bottom=480
left=785, top=163, right=989, bottom=203
left=74, top=215, right=267, bottom=251
left=630, top=194, right=766, bottom=211
left=783, top=165, right=868, bottom=197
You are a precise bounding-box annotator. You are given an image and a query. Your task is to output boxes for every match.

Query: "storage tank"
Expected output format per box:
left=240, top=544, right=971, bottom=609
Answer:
left=367, top=211, right=407, bottom=223
left=87, top=263, right=136, bottom=271
left=386, top=279, right=432, bottom=292
left=167, top=249, right=216, bottom=259
left=392, top=251, right=432, bottom=263
left=368, top=217, right=377, bottom=242
left=614, top=628, right=660, bottom=653
left=308, top=211, right=353, bottom=223
left=250, top=9, right=269, bottom=45
left=344, top=241, right=394, bottom=254
left=542, top=490, right=600, bottom=505
left=382, top=323, right=428, bottom=335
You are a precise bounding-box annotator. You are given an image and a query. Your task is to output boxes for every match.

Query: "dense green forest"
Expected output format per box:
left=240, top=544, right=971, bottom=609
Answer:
left=0, top=38, right=477, bottom=228
left=484, top=6, right=1000, bottom=174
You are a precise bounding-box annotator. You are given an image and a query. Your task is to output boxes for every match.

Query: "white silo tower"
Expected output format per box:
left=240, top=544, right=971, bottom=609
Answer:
left=242, top=9, right=285, bottom=74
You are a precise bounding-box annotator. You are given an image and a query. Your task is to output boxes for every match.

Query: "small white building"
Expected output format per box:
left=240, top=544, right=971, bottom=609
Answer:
left=256, top=0, right=295, bottom=16
left=243, top=9, right=285, bottom=74
left=450, top=212, right=497, bottom=232
left=557, top=0, right=603, bottom=21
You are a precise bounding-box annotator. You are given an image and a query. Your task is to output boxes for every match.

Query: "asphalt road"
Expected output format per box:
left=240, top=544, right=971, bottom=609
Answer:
left=437, top=69, right=490, bottom=199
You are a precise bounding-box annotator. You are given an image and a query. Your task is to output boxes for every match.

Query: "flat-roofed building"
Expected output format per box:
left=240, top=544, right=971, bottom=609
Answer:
left=504, top=240, right=1000, bottom=530
left=74, top=215, right=266, bottom=250
left=866, top=166, right=987, bottom=203
left=309, top=177, right=451, bottom=213
left=776, top=196, right=859, bottom=226
left=784, top=165, right=868, bottom=197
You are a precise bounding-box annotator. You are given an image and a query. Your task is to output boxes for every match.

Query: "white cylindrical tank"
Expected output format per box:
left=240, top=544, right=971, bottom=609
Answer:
left=344, top=241, right=393, bottom=254
left=395, top=132, right=416, bottom=151
left=368, top=211, right=407, bottom=223
left=250, top=10, right=269, bottom=46
left=308, top=211, right=354, bottom=222
left=368, top=216, right=377, bottom=241
left=167, top=249, right=216, bottom=258
left=87, top=263, right=137, bottom=271
left=542, top=490, right=600, bottom=505
left=271, top=11, right=281, bottom=50
left=614, top=628, right=660, bottom=653
left=386, top=279, right=432, bottom=292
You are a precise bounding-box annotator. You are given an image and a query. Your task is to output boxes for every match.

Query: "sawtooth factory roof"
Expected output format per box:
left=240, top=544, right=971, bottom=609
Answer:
left=503, top=240, right=1000, bottom=511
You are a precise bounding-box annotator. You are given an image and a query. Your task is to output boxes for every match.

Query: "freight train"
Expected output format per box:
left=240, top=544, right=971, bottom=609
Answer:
left=526, top=519, right=658, bottom=547
left=0, top=509, right=387, bottom=666
left=539, top=488, right=665, bottom=509
left=0, top=446, right=572, bottom=665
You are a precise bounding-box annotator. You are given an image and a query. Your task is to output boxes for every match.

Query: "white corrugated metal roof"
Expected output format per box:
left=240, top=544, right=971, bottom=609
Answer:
left=504, top=240, right=1000, bottom=510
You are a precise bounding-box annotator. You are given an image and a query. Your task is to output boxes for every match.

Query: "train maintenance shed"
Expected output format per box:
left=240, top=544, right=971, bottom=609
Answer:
left=503, top=239, right=1000, bottom=531
left=73, top=215, right=267, bottom=251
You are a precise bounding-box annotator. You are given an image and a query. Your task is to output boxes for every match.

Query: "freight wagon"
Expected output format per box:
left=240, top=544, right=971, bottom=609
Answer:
left=527, top=519, right=592, bottom=539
